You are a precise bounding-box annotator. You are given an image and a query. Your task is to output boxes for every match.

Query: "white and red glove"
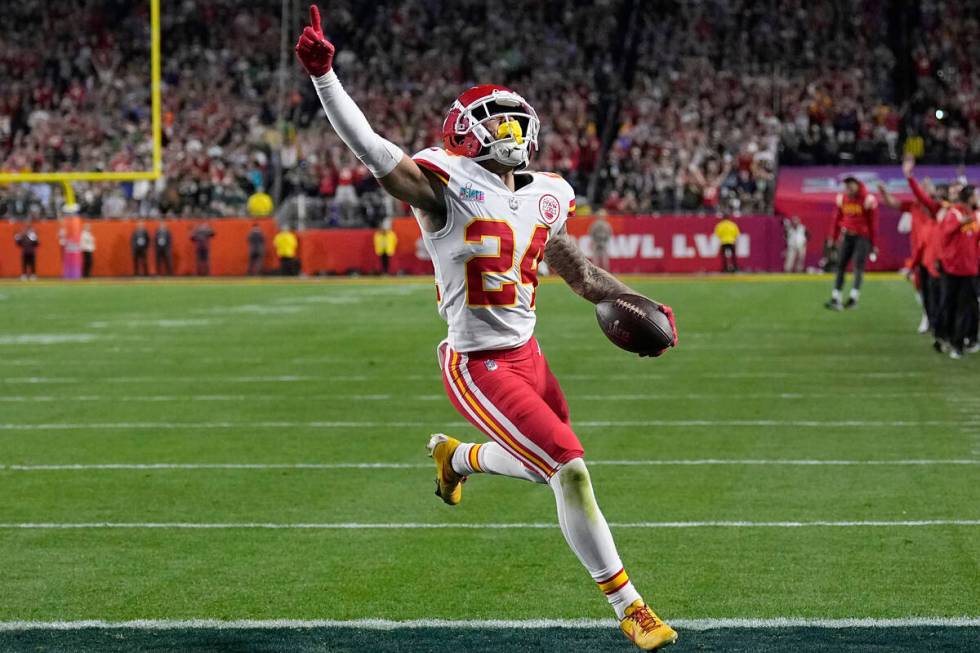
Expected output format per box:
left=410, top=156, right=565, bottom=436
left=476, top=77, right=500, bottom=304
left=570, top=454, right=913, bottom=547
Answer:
left=295, top=5, right=335, bottom=77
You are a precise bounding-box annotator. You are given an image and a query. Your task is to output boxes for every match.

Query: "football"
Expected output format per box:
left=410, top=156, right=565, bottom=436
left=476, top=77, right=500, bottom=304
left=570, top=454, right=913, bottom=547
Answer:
left=596, top=293, right=676, bottom=355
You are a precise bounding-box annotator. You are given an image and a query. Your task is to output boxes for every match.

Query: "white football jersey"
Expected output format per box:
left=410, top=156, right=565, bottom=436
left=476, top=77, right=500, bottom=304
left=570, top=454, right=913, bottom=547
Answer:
left=412, top=147, right=576, bottom=352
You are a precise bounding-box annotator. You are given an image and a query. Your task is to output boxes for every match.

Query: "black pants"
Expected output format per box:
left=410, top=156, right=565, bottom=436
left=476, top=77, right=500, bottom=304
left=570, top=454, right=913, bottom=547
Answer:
left=196, top=250, right=210, bottom=276
left=917, top=265, right=939, bottom=327
left=720, top=244, right=737, bottom=272
left=248, top=253, right=263, bottom=276
left=969, top=276, right=980, bottom=345
left=937, top=273, right=979, bottom=351
left=379, top=253, right=390, bottom=274
left=21, top=252, right=36, bottom=275
left=82, top=252, right=93, bottom=278
left=133, top=251, right=149, bottom=276
left=834, top=234, right=871, bottom=291
left=155, top=249, right=173, bottom=275
left=280, top=257, right=297, bottom=276
left=919, top=269, right=941, bottom=332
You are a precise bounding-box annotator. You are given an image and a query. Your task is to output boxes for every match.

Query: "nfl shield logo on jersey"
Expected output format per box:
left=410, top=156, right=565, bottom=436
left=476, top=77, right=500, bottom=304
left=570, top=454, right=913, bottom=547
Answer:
left=484, top=359, right=498, bottom=371
left=539, top=194, right=560, bottom=224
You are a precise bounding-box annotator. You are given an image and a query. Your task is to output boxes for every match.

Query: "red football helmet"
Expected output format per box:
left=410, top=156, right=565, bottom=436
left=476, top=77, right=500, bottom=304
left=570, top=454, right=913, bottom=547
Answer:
left=442, top=84, right=539, bottom=169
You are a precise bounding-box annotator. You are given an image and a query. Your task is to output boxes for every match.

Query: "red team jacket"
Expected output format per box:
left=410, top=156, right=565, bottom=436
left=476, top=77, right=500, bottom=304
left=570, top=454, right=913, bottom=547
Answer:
left=831, top=182, right=879, bottom=246
left=907, top=174, right=980, bottom=277
left=938, top=206, right=980, bottom=277
left=904, top=200, right=940, bottom=277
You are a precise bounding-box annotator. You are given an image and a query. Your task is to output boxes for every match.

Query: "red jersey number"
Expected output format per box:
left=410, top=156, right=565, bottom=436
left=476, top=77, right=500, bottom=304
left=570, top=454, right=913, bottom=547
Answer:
left=465, top=219, right=549, bottom=308
left=519, top=224, right=549, bottom=307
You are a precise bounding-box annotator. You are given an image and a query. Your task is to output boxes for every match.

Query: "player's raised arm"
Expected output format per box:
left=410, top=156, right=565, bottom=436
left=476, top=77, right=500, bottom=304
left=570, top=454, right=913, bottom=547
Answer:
left=295, top=5, right=444, bottom=217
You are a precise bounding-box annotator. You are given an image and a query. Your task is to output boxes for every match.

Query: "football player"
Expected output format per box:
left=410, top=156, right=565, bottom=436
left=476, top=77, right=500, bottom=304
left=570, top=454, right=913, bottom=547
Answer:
left=296, top=6, right=677, bottom=649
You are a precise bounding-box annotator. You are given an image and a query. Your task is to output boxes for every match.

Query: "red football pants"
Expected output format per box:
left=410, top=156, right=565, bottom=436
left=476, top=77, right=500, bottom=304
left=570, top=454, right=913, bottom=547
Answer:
left=439, top=337, right=584, bottom=479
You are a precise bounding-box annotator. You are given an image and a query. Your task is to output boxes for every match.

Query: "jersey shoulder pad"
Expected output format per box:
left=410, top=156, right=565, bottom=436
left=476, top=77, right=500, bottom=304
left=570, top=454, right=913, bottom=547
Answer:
left=864, top=194, right=878, bottom=210
left=412, top=147, right=454, bottom=185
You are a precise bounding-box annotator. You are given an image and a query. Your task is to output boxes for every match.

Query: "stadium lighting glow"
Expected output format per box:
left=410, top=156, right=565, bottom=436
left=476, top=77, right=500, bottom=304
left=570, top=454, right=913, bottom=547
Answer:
left=935, top=109, right=945, bottom=120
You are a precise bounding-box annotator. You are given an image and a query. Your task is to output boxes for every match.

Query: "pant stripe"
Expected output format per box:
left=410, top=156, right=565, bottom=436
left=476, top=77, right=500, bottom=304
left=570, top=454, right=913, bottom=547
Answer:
left=455, top=354, right=561, bottom=473
left=444, top=350, right=554, bottom=478
left=441, top=350, right=547, bottom=477
left=449, top=351, right=555, bottom=477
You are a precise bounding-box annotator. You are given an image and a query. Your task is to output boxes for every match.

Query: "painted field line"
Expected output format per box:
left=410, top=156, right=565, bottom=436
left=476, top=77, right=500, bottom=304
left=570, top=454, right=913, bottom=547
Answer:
left=2, top=459, right=977, bottom=472
left=0, top=375, right=368, bottom=384
left=2, top=520, right=978, bottom=530
left=0, top=617, right=978, bottom=632
left=0, top=392, right=951, bottom=403
left=0, top=419, right=975, bottom=431
left=0, top=373, right=931, bottom=384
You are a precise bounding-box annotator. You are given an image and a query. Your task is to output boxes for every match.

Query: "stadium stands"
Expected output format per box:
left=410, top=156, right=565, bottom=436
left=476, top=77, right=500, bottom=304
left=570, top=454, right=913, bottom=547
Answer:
left=1, top=0, right=978, bottom=222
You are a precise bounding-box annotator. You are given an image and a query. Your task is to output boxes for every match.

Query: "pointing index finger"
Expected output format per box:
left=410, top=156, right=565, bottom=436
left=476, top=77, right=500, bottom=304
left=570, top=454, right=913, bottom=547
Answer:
left=310, top=5, right=323, bottom=35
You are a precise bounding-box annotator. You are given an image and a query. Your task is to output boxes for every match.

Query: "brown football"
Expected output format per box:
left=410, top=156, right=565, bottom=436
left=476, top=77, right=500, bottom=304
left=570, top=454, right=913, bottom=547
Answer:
left=595, top=293, right=675, bottom=355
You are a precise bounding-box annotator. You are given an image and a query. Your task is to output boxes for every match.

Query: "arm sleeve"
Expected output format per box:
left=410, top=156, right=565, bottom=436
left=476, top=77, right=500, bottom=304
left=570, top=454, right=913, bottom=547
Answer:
left=907, top=175, right=941, bottom=216
left=311, top=71, right=404, bottom=178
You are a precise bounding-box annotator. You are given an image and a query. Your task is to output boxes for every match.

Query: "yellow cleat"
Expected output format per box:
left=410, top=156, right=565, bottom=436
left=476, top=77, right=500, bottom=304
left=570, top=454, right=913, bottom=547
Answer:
left=619, top=600, right=678, bottom=650
left=426, top=433, right=466, bottom=506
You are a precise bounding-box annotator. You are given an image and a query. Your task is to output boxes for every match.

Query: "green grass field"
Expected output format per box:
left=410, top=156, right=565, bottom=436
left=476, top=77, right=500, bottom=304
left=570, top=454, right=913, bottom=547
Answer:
left=0, top=275, right=978, bottom=652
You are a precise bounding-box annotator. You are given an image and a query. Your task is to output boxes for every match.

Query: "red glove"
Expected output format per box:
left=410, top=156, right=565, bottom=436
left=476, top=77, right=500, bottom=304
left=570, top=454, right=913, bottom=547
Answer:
left=641, top=303, right=678, bottom=358
left=295, top=5, right=335, bottom=77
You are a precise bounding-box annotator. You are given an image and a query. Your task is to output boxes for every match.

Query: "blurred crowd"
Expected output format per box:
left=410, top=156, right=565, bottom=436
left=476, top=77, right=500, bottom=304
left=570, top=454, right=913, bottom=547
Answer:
left=1, top=0, right=978, bottom=222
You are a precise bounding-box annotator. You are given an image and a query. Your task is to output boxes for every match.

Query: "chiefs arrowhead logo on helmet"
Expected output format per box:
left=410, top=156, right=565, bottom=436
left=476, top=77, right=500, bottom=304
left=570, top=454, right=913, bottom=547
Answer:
left=442, top=85, right=539, bottom=170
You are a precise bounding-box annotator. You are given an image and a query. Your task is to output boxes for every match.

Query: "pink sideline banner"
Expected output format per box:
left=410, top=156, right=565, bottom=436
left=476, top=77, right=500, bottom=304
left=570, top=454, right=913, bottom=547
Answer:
left=563, top=215, right=783, bottom=273
left=303, top=214, right=910, bottom=275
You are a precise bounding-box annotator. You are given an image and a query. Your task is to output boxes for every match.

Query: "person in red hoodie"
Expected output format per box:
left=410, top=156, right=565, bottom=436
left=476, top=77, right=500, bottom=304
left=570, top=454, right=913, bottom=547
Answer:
left=825, top=177, right=879, bottom=310
left=935, top=186, right=980, bottom=359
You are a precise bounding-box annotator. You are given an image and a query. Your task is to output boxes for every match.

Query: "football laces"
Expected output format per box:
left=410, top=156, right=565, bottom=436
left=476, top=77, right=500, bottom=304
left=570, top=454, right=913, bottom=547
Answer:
left=614, top=298, right=646, bottom=319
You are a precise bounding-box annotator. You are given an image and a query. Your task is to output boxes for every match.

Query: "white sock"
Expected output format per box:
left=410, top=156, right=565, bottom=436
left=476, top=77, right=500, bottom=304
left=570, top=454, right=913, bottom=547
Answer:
left=914, top=292, right=923, bottom=308
left=452, top=441, right=545, bottom=484
left=831, top=288, right=841, bottom=301
left=850, top=288, right=860, bottom=300
left=548, top=458, right=642, bottom=619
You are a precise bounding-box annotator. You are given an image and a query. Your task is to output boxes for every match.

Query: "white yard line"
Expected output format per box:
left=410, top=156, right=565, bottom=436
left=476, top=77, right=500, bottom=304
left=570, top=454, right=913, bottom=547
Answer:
left=1, top=459, right=976, bottom=471
left=1, top=520, right=978, bottom=530
left=0, top=392, right=952, bottom=402
left=0, top=617, right=978, bottom=631
left=0, top=419, right=975, bottom=431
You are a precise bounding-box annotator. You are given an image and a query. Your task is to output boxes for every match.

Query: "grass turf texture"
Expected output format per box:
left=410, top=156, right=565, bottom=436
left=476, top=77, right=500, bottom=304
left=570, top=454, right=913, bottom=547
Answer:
left=0, top=274, right=978, bottom=652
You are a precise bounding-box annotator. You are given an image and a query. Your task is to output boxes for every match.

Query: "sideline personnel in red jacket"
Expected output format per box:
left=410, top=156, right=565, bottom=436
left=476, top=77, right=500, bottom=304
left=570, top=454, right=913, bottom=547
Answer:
left=825, top=177, right=879, bottom=310
left=935, top=186, right=980, bottom=359
left=880, top=179, right=937, bottom=333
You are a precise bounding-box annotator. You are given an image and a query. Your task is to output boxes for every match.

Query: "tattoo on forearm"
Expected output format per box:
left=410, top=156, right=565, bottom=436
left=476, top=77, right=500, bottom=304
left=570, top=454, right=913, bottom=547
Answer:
left=544, top=232, right=632, bottom=303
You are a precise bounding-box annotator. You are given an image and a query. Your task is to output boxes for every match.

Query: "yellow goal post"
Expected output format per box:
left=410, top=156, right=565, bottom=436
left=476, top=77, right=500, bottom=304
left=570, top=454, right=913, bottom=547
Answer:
left=0, top=0, right=162, bottom=185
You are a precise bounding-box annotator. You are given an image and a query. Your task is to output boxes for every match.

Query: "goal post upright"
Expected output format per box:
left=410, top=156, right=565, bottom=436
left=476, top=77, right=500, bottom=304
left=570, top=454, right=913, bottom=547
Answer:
left=0, top=0, right=163, bottom=185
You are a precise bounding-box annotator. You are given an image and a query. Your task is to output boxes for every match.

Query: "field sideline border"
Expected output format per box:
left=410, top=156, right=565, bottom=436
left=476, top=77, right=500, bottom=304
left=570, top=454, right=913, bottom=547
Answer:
left=0, top=272, right=903, bottom=288
left=3, top=520, right=979, bottom=530
left=1, top=617, right=978, bottom=632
